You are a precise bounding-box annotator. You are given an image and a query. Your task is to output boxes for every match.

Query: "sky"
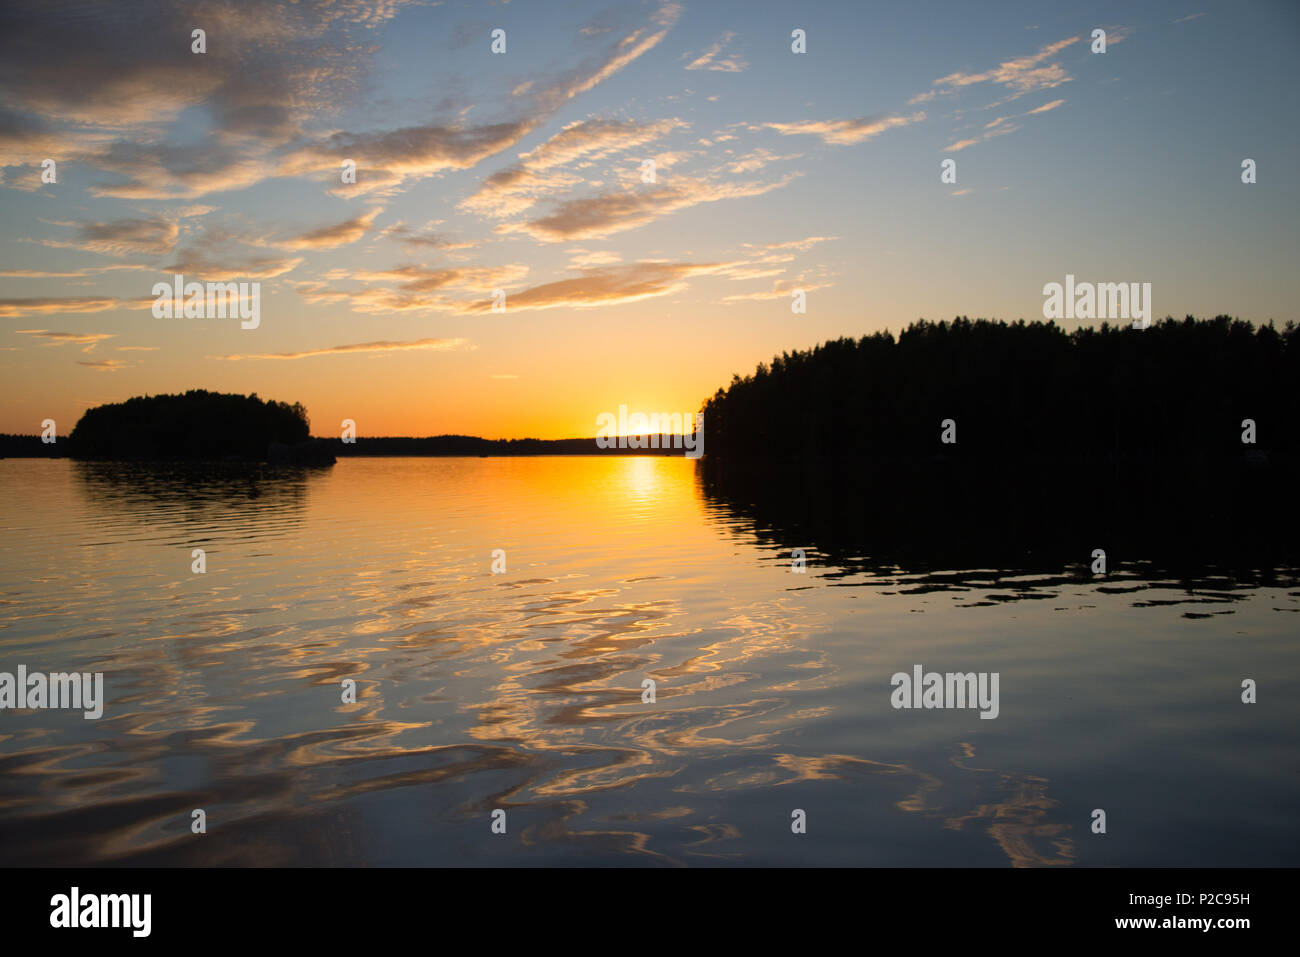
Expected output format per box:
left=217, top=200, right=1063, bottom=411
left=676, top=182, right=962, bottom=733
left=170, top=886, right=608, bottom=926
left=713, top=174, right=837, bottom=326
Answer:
left=1, top=0, right=1297, bottom=439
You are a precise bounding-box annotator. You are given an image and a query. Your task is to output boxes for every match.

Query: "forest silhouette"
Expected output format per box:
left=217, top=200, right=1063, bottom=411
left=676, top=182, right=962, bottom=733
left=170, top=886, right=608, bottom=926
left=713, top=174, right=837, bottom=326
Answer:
left=700, top=315, right=1298, bottom=462
left=697, top=316, right=1299, bottom=575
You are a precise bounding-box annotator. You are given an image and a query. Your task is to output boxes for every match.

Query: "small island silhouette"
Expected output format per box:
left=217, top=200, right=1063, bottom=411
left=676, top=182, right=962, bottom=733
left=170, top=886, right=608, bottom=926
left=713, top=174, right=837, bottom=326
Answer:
left=63, top=390, right=333, bottom=465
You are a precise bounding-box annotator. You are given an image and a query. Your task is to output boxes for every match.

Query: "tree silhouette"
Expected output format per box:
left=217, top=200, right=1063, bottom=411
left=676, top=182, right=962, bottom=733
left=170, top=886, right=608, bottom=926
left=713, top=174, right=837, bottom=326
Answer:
left=700, top=316, right=1299, bottom=462
left=67, top=390, right=311, bottom=461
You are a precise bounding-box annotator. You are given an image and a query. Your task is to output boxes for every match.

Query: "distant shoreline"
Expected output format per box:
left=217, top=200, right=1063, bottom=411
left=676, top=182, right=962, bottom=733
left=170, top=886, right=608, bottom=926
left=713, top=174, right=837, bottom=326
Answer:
left=0, top=434, right=699, bottom=459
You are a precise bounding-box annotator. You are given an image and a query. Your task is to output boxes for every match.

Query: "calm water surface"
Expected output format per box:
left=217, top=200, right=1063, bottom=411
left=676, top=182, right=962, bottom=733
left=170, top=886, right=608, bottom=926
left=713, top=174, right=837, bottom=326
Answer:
left=1, top=457, right=1296, bottom=866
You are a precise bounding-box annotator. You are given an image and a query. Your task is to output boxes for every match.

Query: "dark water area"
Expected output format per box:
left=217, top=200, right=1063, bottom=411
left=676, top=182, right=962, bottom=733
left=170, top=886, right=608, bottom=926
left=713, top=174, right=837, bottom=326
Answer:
left=699, top=453, right=1300, bottom=580
left=1, top=457, right=1296, bottom=866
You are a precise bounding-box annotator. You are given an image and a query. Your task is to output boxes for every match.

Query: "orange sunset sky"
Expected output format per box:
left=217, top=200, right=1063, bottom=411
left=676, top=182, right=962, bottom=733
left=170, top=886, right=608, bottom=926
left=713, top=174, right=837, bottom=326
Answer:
left=2, top=1, right=1296, bottom=438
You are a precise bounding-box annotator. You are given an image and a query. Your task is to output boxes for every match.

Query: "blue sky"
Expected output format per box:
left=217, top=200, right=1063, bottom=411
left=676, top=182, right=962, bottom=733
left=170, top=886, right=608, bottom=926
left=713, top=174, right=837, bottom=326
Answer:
left=1, top=0, right=1296, bottom=437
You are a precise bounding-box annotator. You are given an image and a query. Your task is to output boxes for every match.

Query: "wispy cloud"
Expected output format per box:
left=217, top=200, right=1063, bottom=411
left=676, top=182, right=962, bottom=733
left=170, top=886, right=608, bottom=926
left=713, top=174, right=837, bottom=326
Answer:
left=721, top=277, right=835, bottom=302
left=212, top=337, right=474, bottom=361
left=161, top=247, right=305, bottom=280
left=15, top=329, right=115, bottom=352
left=0, top=269, right=88, bottom=278
left=499, top=173, right=799, bottom=242
left=281, top=208, right=384, bottom=250
left=944, top=98, right=1066, bottom=151
left=752, top=236, right=839, bottom=252
left=460, top=118, right=687, bottom=218
left=934, top=36, right=1079, bottom=96
left=567, top=250, right=622, bottom=268
left=290, top=260, right=529, bottom=315
left=723, top=146, right=801, bottom=174
left=351, top=263, right=529, bottom=294
left=40, top=212, right=202, bottom=258
left=380, top=222, right=478, bottom=251
left=0, top=296, right=121, bottom=318
left=278, top=3, right=683, bottom=199
left=1, top=0, right=680, bottom=204
left=685, top=31, right=748, bottom=73
left=755, top=113, right=925, bottom=146
left=455, top=260, right=736, bottom=313
left=918, top=30, right=1128, bottom=120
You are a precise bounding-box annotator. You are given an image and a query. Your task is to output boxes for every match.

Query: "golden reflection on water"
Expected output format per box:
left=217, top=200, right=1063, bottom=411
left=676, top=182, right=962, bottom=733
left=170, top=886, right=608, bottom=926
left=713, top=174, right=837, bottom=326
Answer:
left=0, top=456, right=1090, bottom=866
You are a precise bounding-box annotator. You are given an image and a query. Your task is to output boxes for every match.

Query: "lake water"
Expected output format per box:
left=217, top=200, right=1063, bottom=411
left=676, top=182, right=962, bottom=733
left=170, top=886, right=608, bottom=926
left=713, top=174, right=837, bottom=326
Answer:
left=1, top=456, right=1296, bottom=866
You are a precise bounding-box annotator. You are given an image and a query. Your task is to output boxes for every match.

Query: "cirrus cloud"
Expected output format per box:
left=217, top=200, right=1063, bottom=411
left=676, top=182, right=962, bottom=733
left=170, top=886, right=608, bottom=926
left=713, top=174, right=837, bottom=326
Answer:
left=211, top=336, right=475, bottom=361
left=754, top=113, right=925, bottom=146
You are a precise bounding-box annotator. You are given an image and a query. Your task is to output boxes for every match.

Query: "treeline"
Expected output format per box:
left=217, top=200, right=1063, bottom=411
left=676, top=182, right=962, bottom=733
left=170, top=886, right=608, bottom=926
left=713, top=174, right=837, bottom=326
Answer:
left=699, top=316, right=1300, bottom=461
left=330, top=435, right=691, bottom=456
left=67, top=390, right=311, bottom=461
left=2, top=427, right=700, bottom=459
left=0, top=434, right=64, bottom=457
